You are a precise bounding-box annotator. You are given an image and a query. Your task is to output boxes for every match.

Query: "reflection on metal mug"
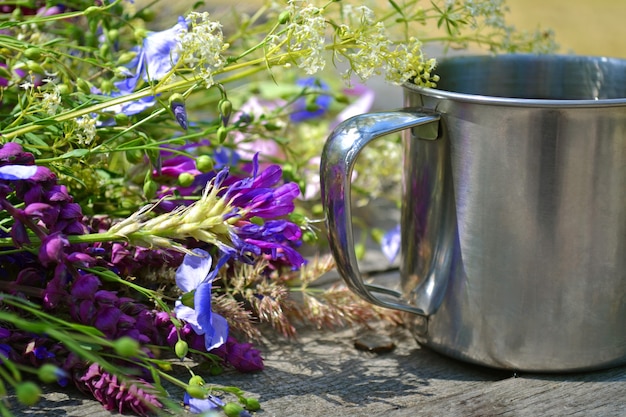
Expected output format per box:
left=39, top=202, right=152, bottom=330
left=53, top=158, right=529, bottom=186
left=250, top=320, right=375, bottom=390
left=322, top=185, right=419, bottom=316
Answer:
left=321, top=54, right=626, bottom=372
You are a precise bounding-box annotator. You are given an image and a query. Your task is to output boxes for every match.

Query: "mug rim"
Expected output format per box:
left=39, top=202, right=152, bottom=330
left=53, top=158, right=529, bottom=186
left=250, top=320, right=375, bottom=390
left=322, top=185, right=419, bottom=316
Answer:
left=404, top=53, right=626, bottom=108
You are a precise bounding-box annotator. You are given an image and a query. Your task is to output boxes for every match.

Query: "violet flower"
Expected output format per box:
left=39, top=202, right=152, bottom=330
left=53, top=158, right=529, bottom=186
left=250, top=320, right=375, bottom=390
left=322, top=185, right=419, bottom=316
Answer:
left=213, top=335, right=264, bottom=372
left=78, top=363, right=162, bottom=417
left=174, top=248, right=229, bottom=351
left=290, top=77, right=332, bottom=122
left=184, top=392, right=224, bottom=414
left=107, top=17, right=187, bottom=116
left=381, top=224, right=401, bottom=263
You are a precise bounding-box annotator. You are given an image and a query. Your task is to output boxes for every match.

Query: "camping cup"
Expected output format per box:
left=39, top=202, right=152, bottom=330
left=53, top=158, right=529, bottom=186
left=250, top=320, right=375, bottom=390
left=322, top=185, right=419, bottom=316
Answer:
left=320, top=54, right=626, bottom=372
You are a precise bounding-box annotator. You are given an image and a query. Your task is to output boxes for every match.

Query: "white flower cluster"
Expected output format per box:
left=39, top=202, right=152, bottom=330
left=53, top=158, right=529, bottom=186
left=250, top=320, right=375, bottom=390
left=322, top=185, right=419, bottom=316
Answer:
left=74, top=115, right=97, bottom=146
left=336, top=6, right=437, bottom=86
left=179, top=12, right=229, bottom=88
left=268, top=1, right=328, bottom=75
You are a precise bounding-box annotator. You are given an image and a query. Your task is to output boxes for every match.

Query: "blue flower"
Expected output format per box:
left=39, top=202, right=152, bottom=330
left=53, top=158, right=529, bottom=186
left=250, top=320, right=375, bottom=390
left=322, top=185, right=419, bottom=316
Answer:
left=290, top=77, right=332, bottom=122
left=381, top=224, right=401, bottom=263
left=107, top=18, right=188, bottom=116
left=174, top=248, right=229, bottom=351
left=183, top=392, right=224, bottom=414
left=0, top=165, right=39, bottom=180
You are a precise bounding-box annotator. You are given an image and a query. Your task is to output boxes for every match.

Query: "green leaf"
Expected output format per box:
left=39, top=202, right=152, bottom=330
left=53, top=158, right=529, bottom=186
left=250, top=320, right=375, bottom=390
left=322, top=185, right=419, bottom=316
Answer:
left=58, top=148, right=90, bottom=159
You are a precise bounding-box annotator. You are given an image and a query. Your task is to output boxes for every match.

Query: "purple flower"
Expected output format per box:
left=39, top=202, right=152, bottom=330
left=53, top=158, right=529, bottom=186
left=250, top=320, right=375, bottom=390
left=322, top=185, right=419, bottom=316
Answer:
left=0, top=165, right=38, bottom=180
left=171, top=100, right=188, bottom=130
left=78, top=363, right=162, bottom=416
left=38, top=232, right=69, bottom=266
left=381, top=224, right=401, bottom=263
left=174, top=249, right=229, bottom=351
left=290, top=77, right=332, bottom=122
left=214, top=335, right=264, bottom=373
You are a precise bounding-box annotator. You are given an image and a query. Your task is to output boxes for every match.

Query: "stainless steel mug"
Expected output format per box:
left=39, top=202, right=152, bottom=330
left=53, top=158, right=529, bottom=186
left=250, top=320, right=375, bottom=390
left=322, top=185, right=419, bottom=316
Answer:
left=321, top=54, right=626, bottom=372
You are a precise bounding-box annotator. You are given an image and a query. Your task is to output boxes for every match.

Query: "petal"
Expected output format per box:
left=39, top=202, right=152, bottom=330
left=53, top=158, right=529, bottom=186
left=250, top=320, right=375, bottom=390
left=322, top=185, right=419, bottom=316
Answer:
left=204, top=313, right=228, bottom=351
left=173, top=302, right=203, bottom=335
left=381, top=224, right=401, bottom=263
left=0, top=165, right=37, bottom=180
left=175, top=248, right=212, bottom=292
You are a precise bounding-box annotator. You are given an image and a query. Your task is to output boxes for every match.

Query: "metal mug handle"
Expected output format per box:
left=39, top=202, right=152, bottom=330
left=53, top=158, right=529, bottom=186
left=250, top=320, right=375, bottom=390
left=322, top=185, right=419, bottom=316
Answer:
left=320, top=109, right=441, bottom=316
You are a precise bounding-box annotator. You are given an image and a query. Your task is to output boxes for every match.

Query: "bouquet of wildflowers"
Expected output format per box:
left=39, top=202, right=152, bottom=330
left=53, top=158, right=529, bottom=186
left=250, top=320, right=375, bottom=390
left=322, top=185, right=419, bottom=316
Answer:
left=0, top=0, right=555, bottom=415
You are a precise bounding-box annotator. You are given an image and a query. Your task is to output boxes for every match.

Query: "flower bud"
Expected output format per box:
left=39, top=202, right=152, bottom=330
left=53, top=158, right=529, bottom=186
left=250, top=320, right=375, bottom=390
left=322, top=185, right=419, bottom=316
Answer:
left=185, top=384, right=207, bottom=399
left=117, top=52, right=138, bottom=66
left=15, top=381, right=41, bottom=406
left=24, top=48, right=42, bottom=60
left=114, top=112, right=129, bottom=125
left=278, top=10, right=291, bottom=24
left=196, top=155, right=214, bottom=173
left=83, top=6, right=102, bottom=18
left=219, top=99, right=232, bottom=126
left=143, top=179, right=158, bottom=200
left=178, top=172, right=195, bottom=187
left=38, top=363, right=66, bottom=384
left=99, top=43, right=111, bottom=58
left=175, top=339, right=189, bottom=359
left=188, top=375, right=205, bottom=386
left=26, top=60, right=44, bottom=74
left=244, top=397, right=261, bottom=411
left=76, top=78, right=91, bottom=94
left=216, top=126, right=228, bottom=144
left=100, top=79, right=114, bottom=94
left=125, top=149, right=143, bottom=164
left=106, top=29, right=119, bottom=43
left=223, top=402, right=245, bottom=417
left=113, top=336, right=141, bottom=357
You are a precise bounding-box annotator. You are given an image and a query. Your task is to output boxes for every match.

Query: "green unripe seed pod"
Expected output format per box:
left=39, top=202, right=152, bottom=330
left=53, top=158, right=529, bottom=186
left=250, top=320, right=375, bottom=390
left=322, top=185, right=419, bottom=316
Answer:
left=24, top=47, right=42, bottom=60
left=174, top=339, right=189, bottom=359
left=0, top=65, right=12, bottom=79
left=114, top=112, right=130, bottom=125
left=15, top=381, right=41, bottom=406
left=216, top=126, right=228, bottom=144
left=107, top=29, right=119, bottom=43
left=117, top=52, right=138, bottom=66
left=38, top=364, right=62, bottom=384
left=100, top=79, right=114, bottom=94
left=219, top=99, right=232, bottom=119
left=143, top=179, right=158, bottom=200
left=56, top=84, right=70, bottom=95
left=76, top=78, right=91, bottom=94
left=125, top=148, right=143, bottom=164
left=188, top=375, right=205, bottom=386
left=178, top=172, right=195, bottom=187
left=245, top=397, right=261, bottom=411
left=169, top=93, right=185, bottom=105
left=83, top=6, right=101, bottom=17
left=139, top=8, right=156, bottom=22
left=185, top=384, right=207, bottom=399
left=113, top=336, right=141, bottom=357
left=99, top=43, right=111, bottom=58
left=26, top=60, right=44, bottom=74
left=223, top=402, right=245, bottom=417
left=195, top=155, right=214, bottom=173
left=278, top=10, right=291, bottom=24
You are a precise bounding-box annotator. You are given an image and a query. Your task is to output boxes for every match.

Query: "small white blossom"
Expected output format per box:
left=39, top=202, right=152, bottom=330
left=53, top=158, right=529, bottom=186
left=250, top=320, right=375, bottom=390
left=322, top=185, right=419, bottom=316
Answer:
left=179, top=11, right=228, bottom=88
left=268, top=1, right=327, bottom=75
left=41, top=89, right=62, bottom=115
left=75, top=115, right=97, bottom=145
